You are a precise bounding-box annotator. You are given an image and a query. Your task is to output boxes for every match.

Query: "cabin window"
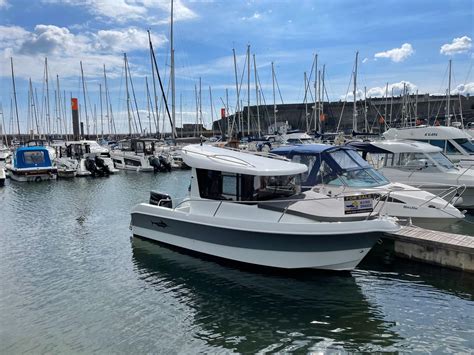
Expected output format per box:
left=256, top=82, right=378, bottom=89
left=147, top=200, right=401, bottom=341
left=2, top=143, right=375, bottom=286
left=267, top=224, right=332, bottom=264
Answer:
left=23, top=151, right=45, bottom=165
left=454, top=138, right=474, bottom=154
left=446, top=141, right=460, bottom=154
left=196, top=168, right=299, bottom=201
left=429, top=152, right=455, bottom=169
left=384, top=153, right=394, bottom=167
left=329, top=150, right=360, bottom=169
left=136, top=142, right=144, bottom=154
left=428, top=140, right=446, bottom=150
left=398, top=153, right=429, bottom=170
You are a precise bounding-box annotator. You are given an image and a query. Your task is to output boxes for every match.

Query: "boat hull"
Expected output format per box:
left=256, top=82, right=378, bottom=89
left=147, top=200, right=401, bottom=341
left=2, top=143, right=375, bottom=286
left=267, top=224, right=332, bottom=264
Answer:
left=131, top=210, right=383, bottom=271
left=7, top=168, right=57, bottom=182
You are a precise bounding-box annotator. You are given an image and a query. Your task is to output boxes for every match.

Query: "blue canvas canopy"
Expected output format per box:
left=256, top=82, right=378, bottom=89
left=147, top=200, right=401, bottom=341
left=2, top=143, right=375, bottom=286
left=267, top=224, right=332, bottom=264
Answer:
left=14, top=146, right=53, bottom=169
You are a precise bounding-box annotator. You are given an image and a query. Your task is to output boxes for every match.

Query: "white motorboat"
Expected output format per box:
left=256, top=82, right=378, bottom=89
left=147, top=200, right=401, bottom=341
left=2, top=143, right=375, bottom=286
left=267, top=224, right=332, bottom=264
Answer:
left=383, top=126, right=474, bottom=167
left=56, top=141, right=114, bottom=177
left=131, top=144, right=400, bottom=271
left=272, top=144, right=464, bottom=230
left=0, top=143, right=10, bottom=161
left=6, top=146, right=57, bottom=182
left=348, top=140, right=474, bottom=210
left=111, top=139, right=171, bottom=172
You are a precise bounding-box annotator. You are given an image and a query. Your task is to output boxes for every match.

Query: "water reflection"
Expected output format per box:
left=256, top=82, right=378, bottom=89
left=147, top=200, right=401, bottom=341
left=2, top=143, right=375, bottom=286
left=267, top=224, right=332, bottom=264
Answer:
left=131, top=237, right=400, bottom=352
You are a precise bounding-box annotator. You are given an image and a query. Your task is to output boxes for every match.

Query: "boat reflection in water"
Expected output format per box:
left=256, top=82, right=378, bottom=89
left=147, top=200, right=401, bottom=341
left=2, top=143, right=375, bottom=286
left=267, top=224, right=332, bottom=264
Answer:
left=131, top=237, right=400, bottom=353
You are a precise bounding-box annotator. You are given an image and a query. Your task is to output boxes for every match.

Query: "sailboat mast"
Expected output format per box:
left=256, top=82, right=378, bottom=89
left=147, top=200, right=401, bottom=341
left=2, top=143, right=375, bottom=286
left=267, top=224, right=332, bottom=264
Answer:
left=232, top=48, right=240, bottom=135
left=11, top=58, right=21, bottom=139
left=313, top=54, right=318, bottom=131
left=272, top=61, right=276, bottom=132
left=384, top=82, right=388, bottom=129
left=247, top=45, right=250, bottom=136
left=304, top=72, right=308, bottom=132
left=99, top=83, right=103, bottom=138
left=253, top=54, right=260, bottom=137
left=170, top=0, right=176, bottom=139
left=146, top=77, right=151, bottom=136
left=447, top=59, right=452, bottom=126
left=103, top=65, right=110, bottom=136
left=352, top=51, right=358, bottom=133
left=56, top=75, right=62, bottom=136
left=80, top=61, right=89, bottom=138
left=124, top=53, right=132, bottom=136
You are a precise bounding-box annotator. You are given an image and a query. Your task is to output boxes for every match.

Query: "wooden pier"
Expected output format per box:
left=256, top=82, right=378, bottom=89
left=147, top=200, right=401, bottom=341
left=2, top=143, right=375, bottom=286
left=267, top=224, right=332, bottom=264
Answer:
left=385, top=226, right=474, bottom=273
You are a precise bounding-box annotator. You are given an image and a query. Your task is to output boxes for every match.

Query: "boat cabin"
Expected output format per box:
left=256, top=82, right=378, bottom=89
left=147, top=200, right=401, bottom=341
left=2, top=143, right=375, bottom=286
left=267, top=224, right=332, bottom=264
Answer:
left=117, top=138, right=158, bottom=155
left=272, top=144, right=389, bottom=189
left=13, top=146, right=54, bottom=169
left=348, top=140, right=458, bottom=173
left=182, top=145, right=307, bottom=202
left=383, top=126, right=474, bottom=163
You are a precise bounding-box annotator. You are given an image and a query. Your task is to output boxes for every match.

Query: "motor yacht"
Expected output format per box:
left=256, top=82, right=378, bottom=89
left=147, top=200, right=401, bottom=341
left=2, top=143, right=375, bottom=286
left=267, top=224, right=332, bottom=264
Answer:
left=383, top=126, right=474, bottom=167
left=272, top=144, right=464, bottom=230
left=130, top=144, right=400, bottom=271
left=111, top=138, right=171, bottom=172
left=348, top=140, right=474, bottom=210
left=56, top=141, right=113, bottom=177
left=6, top=146, right=57, bottom=182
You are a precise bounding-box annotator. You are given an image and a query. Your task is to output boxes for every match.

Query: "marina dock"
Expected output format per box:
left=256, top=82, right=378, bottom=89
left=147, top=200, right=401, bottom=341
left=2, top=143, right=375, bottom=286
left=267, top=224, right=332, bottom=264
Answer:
left=385, top=226, right=474, bottom=272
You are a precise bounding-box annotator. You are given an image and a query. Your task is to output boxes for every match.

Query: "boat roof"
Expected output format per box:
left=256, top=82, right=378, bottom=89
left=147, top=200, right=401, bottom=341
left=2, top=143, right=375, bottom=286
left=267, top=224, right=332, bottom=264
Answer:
left=17, top=146, right=50, bottom=152
left=349, top=140, right=442, bottom=154
left=383, top=126, right=472, bottom=140
left=272, top=143, right=350, bottom=155
left=182, top=144, right=307, bottom=176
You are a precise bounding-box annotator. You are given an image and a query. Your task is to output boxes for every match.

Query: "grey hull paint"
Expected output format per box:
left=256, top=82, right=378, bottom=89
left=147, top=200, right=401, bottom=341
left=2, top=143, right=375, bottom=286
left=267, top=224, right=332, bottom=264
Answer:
left=131, top=212, right=382, bottom=253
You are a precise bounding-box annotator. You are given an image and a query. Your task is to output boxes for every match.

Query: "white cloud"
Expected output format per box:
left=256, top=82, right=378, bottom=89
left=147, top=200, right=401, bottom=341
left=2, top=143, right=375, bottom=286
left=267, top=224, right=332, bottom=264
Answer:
left=0, top=0, right=9, bottom=8
left=0, top=25, right=30, bottom=48
left=95, top=28, right=167, bottom=52
left=241, top=12, right=262, bottom=21
left=41, top=0, right=197, bottom=24
left=0, top=24, right=167, bottom=81
left=366, top=81, right=417, bottom=97
left=440, top=36, right=472, bottom=55
left=452, top=82, right=474, bottom=95
left=374, top=43, right=414, bottom=62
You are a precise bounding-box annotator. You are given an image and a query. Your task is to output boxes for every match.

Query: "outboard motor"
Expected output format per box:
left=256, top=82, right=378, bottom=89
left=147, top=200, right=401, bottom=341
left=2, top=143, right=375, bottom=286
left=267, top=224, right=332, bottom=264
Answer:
left=95, top=156, right=110, bottom=176
left=149, top=191, right=172, bottom=208
left=159, top=156, right=172, bottom=172
left=149, top=156, right=162, bottom=173
left=85, top=156, right=99, bottom=177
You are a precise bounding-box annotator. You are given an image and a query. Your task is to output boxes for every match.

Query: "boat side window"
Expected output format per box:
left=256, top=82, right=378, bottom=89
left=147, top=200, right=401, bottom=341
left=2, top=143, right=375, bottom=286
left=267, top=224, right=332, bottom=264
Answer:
left=428, top=139, right=446, bottom=150
left=383, top=153, right=394, bottom=167
left=454, top=138, right=474, bottom=154
left=136, top=141, right=145, bottom=154
left=398, top=153, right=430, bottom=170
left=196, top=169, right=257, bottom=201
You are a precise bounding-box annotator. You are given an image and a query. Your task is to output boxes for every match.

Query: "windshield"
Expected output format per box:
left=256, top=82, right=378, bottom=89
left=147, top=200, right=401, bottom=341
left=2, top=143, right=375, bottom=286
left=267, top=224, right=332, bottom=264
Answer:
left=454, top=138, right=474, bottom=154
left=427, top=152, right=455, bottom=170
left=326, top=168, right=389, bottom=187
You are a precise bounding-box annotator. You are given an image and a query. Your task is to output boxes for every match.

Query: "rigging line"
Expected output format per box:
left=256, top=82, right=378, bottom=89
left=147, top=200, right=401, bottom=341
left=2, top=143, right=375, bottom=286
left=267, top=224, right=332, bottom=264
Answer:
left=274, top=67, right=284, bottom=104
left=336, top=60, right=356, bottom=133
left=149, top=34, right=175, bottom=135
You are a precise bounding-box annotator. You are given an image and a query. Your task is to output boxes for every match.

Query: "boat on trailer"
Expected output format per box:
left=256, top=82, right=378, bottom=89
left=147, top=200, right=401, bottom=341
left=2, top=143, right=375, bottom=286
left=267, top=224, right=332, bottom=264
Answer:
left=6, top=146, right=57, bottom=182
left=130, top=144, right=399, bottom=271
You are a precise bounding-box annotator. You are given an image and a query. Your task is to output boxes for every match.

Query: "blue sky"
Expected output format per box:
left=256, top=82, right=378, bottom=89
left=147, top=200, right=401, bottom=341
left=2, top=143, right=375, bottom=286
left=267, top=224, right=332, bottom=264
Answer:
left=0, top=0, right=472, bottom=134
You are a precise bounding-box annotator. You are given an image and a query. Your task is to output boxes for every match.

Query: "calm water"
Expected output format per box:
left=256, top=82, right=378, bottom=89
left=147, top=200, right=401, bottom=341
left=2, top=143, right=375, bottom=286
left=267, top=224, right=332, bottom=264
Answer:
left=0, top=171, right=473, bottom=353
